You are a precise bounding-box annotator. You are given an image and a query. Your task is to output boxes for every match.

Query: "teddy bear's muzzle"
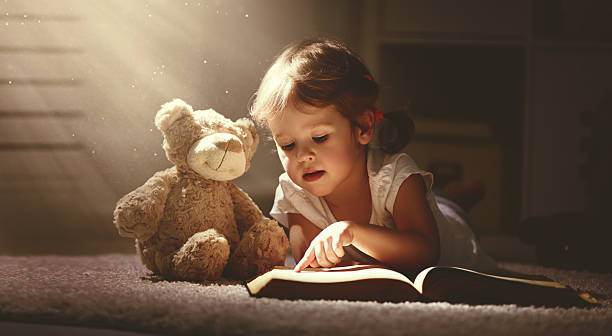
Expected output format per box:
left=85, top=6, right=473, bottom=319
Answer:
left=187, top=133, right=246, bottom=180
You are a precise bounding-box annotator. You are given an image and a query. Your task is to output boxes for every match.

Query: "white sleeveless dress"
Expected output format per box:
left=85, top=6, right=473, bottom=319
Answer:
left=270, top=148, right=496, bottom=271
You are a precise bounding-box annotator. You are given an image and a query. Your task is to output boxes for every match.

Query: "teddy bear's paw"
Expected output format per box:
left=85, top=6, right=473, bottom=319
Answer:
left=224, top=220, right=289, bottom=279
left=251, top=218, right=290, bottom=256
left=113, top=206, right=157, bottom=241
left=172, top=229, right=230, bottom=281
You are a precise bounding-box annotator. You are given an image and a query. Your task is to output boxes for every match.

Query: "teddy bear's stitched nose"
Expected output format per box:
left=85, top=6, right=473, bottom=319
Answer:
left=209, top=136, right=242, bottom=170
left=188, top=132, right=246, bottom=181
left=214, top=137, right=242, bottom=154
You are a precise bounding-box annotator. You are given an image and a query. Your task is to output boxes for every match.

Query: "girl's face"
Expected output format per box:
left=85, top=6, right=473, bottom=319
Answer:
left=268, top=104, right=371, bottom=198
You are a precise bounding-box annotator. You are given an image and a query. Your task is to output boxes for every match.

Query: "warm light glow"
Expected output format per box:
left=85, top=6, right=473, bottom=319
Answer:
left=0, top=0, right=323, bottom=252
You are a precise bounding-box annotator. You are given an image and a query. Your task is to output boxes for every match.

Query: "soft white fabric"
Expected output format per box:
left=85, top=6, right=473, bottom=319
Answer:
left=270, top=148, right=496, bottom=271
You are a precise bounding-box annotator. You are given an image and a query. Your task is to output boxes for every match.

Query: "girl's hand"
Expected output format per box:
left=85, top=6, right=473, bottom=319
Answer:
left=294, top=221, right=355, bottom=272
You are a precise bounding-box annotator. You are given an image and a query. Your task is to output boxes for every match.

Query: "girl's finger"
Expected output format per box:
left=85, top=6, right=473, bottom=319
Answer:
left=314, top=241, right=332, bottom=267
left=331, top=234, right=340, bottom=251
left=334, top=244, right=345, bottom=259
left=323, top=239, right=341, bottom=264
left=294, top=247, right=315, bottom=272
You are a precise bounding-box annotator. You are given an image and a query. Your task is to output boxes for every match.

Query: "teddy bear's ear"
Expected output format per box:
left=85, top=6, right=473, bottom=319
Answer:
left=155, top=98, right=194, bottom=133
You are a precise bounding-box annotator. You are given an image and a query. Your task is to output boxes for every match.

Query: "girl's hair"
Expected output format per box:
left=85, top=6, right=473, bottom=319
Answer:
left=250, top=38, right=413, bottom=153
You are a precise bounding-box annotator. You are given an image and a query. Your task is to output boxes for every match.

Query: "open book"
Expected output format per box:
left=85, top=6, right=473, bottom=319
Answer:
left=245, top=265, right=598, bottom=306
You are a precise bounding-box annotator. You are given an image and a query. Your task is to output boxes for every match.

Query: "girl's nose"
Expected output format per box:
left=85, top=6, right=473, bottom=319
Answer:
left=296, top=144, right=314, bottom=162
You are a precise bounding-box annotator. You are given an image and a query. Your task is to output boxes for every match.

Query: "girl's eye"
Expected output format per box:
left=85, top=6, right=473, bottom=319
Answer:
left=280, top=142, right=295, bottom=151
left=312, top=135, right=328, bottom=143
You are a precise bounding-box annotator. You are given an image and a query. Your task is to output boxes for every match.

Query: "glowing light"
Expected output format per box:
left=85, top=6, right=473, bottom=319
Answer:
left=7, top=80, right=11, bottom=84
left=225, top=90, right=229, bottom=94
left=245, top=14, right=249, bottom=18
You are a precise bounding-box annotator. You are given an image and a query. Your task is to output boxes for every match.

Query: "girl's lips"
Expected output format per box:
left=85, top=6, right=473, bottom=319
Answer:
left=302, top=170, right=325, bottom=182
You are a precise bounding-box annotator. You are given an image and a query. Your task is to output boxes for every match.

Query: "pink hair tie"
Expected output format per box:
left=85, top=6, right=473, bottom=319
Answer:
left=374, top=108, right=384, bottom=123
left=363, top=74, right=373, bottom=81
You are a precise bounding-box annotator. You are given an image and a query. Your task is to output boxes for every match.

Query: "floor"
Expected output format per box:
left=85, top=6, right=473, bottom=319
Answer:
left=0, top=322, right=158, bottom=336
left=0, top=234, right=538, bottom=336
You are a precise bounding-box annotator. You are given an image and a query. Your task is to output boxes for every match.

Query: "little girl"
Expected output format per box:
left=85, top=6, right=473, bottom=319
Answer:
left=250, top=38, right=495, bottom=275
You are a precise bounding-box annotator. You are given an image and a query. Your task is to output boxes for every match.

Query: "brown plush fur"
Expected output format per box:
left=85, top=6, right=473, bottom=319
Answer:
left=113, top=99, right=289, bottom=281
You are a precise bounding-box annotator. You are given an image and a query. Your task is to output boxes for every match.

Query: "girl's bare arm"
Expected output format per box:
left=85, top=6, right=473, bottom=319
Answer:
left=295, top=175, right=440, bottom=274
left=350, top=174, right=440, bottom=272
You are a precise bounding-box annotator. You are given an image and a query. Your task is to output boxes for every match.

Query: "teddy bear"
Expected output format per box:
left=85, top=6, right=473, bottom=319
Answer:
left=113, top=98, right=289, bottom=281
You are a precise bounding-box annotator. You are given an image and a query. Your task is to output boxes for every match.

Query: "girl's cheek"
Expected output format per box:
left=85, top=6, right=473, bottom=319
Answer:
left=277, top=152, right=290, bottom=172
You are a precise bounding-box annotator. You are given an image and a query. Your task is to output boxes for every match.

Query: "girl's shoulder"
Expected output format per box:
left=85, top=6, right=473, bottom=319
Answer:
left=367, top=148, right=421, bottom=178
left=367, top=148, right=434, bottom=212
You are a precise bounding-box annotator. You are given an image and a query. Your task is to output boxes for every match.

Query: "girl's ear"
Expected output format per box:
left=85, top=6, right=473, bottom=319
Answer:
left=356, top=109, right=375, bottom=145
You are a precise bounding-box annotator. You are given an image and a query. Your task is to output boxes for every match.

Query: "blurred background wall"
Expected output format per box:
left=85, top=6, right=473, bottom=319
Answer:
left=1, top=0, right=610, bottom=259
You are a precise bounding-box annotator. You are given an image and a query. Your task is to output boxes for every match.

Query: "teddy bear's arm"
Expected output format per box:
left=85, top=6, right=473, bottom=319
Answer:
left=113, top=167, right=177, bottom=241
left=228, top=182, right=265, bottom=235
